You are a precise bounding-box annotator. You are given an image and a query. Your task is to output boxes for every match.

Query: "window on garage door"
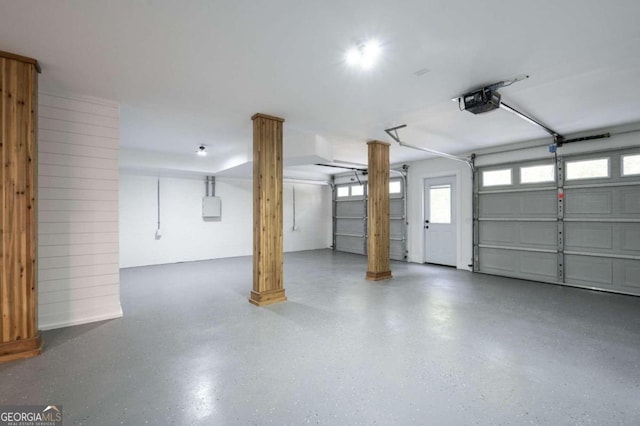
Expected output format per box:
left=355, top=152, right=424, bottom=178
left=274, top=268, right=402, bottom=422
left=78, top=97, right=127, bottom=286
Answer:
left=482, top=168, right=512, bottom=187
left=566, top=157, right=609, bottom=180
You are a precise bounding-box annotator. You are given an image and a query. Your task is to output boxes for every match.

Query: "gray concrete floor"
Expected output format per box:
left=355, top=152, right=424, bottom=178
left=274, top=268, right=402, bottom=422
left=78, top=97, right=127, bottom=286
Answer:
left=1, top=249, right=640, bottom=425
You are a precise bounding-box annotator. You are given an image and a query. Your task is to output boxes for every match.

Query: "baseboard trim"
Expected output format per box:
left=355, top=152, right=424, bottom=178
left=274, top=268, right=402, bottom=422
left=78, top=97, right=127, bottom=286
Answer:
left=39, top=307, right=123, bottom=331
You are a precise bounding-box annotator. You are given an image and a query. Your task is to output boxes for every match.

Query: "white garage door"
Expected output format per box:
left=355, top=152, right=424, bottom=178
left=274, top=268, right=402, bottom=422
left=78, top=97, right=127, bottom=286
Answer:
left=474, top=148, right=640, bottom=296
left=333, top=178, right=407, bottom=261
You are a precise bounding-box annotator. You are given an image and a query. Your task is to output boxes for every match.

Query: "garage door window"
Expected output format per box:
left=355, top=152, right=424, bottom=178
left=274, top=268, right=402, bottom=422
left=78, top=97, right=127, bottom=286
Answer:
left=566, top=158, right=609, bottom=180
left=622, top=154, right=640, bottom=176
left=351, top=184, right=364, bottom=196
left=389, top=181, right=402, bottom=194
left=520, top=164, right=555, bottom=184
left=337, top=186, right=349, bottom=197
left=482, top=169, right=512, bottom=187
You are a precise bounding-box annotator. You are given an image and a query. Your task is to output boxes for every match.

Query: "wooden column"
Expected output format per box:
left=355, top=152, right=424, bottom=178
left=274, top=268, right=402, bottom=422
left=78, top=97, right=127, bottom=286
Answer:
left=249, top=113, right=287, bottom=306
left=0, top=51, right=42, bottom=363
left=366, top=140, right=392, bottom=281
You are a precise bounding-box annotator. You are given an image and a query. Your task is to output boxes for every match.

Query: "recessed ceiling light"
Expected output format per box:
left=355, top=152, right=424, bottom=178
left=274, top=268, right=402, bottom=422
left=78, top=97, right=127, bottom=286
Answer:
left=345, top=39, right=381, bottom=70
left=197, top=145, right=207, bottom=156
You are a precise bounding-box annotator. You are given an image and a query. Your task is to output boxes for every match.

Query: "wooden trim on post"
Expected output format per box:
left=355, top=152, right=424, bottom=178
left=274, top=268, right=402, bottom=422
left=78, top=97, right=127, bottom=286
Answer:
left=0, top=333, right=42, bottom=363
left=366, top=140, right=392, bottom=281
left=250, top=113, right=287, bottom=306
left=0, top=51, right=41, bottom=73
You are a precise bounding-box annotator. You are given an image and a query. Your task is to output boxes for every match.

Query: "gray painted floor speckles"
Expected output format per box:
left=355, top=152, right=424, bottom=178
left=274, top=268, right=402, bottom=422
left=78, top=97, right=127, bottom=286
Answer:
left=2, top=249, right=640, bottom=425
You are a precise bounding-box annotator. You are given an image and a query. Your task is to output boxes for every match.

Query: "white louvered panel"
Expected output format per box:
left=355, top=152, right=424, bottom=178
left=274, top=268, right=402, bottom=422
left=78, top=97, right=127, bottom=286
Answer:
left=39, top=117, right=119, bottom=139
left=38, top=253, right=120, bottom=270
left=39, top=164, right=119, bottom=180
left=39, top=105, right=119, bottom=129
left=38, top=141, right=118, bottom=160
left=39, top=242, right=118, bottom=258
left=39, top=274, right=120, bottom=293
left=37, top=92, right=122, bottom=330
left=38, top=210, right=118, bottom=223
left=38, top=263, right=119, bottom=282
left=39, top=232, right=119, bottom=246
left=39, top=222, right=118, bottom=236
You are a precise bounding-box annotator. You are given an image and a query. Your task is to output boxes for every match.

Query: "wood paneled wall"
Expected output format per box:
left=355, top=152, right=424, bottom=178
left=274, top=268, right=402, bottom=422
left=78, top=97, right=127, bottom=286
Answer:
left=366, top=141, right=392, bottom=281
left=250, top=113, right=287, bottom=306
left=0, top=51, right=41, bottom=362
left=38, top=92, right=122, bottom=330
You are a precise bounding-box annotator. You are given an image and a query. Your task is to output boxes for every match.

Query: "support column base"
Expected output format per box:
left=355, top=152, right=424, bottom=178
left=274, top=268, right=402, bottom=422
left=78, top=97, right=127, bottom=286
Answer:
left=249, top=289, right=287, bottom=306
left=366, top=271, right=393, bottom=281
left=0, top=333, right=43, bottom=364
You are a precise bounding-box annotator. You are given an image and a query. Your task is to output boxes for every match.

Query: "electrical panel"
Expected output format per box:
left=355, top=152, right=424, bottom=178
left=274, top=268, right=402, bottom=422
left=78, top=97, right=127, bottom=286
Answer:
left=202, top=196, right=221, bottom=219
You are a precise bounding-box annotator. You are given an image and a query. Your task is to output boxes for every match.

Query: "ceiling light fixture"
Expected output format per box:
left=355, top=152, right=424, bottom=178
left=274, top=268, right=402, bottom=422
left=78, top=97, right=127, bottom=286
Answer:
left=345, top=39, right=381, bottom=70
left=197, top=145, right=207, bottom=156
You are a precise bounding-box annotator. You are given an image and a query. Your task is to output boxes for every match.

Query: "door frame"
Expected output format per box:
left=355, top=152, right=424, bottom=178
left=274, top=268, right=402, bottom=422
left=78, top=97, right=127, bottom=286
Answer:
left=421, top=173, right=460, bottom=267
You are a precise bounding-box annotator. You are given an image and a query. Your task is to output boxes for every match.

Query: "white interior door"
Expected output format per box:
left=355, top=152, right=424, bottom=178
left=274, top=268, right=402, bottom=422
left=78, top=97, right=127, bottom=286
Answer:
left=424, top=176, right=457, bottom=266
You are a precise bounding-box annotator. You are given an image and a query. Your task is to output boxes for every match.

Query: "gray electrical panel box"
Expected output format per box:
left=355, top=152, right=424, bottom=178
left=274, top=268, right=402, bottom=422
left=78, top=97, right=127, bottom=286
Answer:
left=202, top=196, right=221, bottom=219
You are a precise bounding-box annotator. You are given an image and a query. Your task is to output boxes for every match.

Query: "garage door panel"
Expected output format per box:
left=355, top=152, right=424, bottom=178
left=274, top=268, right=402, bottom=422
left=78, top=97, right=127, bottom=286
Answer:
left=565, top=189, right=612, bottom=216
left=390, top=219, right=403, bottom=238
left=479, top=221, right=556, bottom=249
left=620, top=262, right=640, bottom=292
left=565, top=255, right=640, bottom=295
left=565, top=223, right=614, bottom=250
left=390, top=241, right=404, bottom=260
left=520, top=192, right=557, bottom=216
left=621, top=188, right=640, bottom=214
left=565, top=255, right=614, bottom=287
left=520, top=222, right=557, bottom=246
left=564, top=222, right=640, bottom=257
left=336, top=218, right=364, bottom=234
left=479, top=190, right=555, bottom=218
left=480, top=222, right=516, bottom=244
left=479, top=248, right=558, bottom=281
left=621, top=225, right=640, bottom=251
left=335, top=235, right=365, bottom=255
left=479, top=195, right=516, bottom=217
left=479, top=248, right=515, bottom=273
left=565, top=186, right=640, bottom=219
left=520, top=252, right=558, bottom=277
left=336, top=200, right=364, bottom=217
left=390, top=199, right=404, bottom=216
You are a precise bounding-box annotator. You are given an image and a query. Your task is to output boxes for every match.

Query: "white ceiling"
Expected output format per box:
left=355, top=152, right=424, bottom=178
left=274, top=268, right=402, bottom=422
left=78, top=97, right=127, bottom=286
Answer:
left=2, top=0, right=640, bottom=175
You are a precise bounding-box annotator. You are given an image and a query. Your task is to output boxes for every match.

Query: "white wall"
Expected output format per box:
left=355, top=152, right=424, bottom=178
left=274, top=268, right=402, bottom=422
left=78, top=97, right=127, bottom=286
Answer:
left=119, top=174, right=332, bottom=268
left=406, top=158, right=473, bottom=270
left=38, top=92, right=122, bottom=330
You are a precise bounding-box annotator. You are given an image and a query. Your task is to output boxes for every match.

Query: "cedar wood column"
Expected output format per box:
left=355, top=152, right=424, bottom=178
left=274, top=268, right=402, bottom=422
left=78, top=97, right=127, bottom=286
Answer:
left=0, top=51, right=42, bottom=363
left=249, top=113, right=287, bottom=306
left=366, top=140, right=392, bottom=281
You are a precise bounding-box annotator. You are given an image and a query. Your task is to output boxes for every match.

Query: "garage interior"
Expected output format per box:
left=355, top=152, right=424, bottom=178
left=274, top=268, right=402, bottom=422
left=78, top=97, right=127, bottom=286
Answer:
left=1, top=1, right=640, bottom=424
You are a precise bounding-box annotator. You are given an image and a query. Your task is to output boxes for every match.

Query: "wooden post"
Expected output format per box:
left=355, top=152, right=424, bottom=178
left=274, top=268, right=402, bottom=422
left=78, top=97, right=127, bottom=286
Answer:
left=366, top=141, right=392, bottom=281
left=249, top=113, right=287, bottom=306
left=0, top=51, right=42, bottom=363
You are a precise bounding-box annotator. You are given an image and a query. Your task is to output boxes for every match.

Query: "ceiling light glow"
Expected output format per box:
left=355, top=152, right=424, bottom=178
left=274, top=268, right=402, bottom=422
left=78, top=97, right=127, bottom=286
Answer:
left=345, top=39, right=381, bottom=70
